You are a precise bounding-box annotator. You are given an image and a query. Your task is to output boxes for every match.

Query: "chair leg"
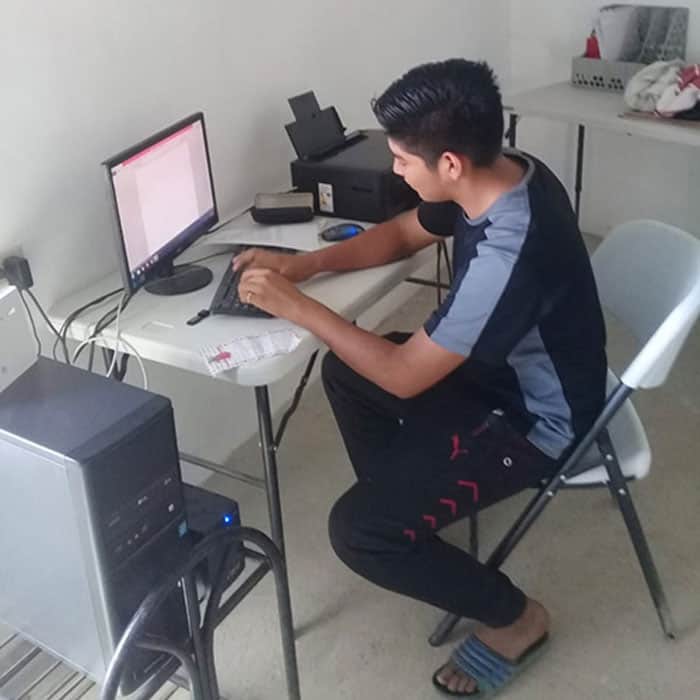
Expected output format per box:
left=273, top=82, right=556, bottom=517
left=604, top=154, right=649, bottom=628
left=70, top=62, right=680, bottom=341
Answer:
left=600, top=438, right=676, bottom=639
left=425, top=391, right=629, bottom=651
left=428, top=513, right=480, bottom=647
left=468, top=511, right=479, bottom=560
left=429, top=612, right=461, bottom=647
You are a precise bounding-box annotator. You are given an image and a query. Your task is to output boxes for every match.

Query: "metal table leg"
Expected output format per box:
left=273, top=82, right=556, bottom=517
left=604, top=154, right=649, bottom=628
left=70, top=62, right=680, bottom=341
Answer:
left=255, top=385, right=287, bottom=558
left=253, top=351, right=318, bottom=557
left=507, top=113, right=518, bottom=148
left=575, top=124, right=585, bottom=224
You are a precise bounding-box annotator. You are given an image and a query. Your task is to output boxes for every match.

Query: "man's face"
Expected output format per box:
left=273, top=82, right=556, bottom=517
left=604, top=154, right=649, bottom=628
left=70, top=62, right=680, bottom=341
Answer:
left=388, top=137, right=451, bottom=202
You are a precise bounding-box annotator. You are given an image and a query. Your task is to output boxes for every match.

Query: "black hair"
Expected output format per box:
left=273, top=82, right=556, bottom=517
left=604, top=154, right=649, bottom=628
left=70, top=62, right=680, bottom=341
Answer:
left=371, top=59, right=504, bottom=168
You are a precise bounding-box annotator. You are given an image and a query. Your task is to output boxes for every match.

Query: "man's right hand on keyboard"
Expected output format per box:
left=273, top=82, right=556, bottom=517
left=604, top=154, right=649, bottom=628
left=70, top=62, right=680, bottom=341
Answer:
left=232, top=248, right=315, bottom=283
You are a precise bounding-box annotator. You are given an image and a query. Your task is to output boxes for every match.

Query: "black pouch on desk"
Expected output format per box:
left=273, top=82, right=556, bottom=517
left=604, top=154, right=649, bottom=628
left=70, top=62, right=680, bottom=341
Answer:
left=251, top=192, right=314, bottom=224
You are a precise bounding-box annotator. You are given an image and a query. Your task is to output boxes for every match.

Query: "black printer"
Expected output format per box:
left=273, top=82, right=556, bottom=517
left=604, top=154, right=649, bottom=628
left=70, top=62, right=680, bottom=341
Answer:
left=286, top=92, right=418, bottom=223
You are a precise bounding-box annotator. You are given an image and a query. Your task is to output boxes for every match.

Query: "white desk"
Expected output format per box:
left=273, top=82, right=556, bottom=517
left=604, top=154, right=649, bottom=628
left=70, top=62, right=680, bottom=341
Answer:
left=504, top=81, right=700, bottom=222
left=50, top=224, right=433, bottom=558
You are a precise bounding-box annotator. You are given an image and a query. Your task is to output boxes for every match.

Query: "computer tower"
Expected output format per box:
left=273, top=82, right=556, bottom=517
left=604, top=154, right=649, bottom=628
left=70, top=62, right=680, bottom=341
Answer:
left=290, top=129, right=419, bottom=222
left=183, top=484, right=245, bottom=600
left=0, top=359, right=191, bottom=692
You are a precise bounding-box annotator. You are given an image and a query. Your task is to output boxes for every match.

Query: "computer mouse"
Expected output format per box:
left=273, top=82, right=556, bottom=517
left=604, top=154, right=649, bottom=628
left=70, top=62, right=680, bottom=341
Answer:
left=320, top=222, right=365, bottom=242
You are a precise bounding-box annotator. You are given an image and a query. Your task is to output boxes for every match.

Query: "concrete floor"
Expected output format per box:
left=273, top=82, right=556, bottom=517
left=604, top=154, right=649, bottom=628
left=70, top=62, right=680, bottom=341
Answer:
left=203, top=276, right=700, bottom=700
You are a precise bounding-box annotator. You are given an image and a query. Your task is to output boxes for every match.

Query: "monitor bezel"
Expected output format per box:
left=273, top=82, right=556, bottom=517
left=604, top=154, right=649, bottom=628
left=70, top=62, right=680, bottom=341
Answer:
left=103, top=112, right=219, bottom=294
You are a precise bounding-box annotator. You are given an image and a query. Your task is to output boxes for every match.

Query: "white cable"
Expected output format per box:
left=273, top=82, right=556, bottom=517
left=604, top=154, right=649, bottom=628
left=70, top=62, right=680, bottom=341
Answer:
left=70, top=333, right=148, bottom=390
left=105, top=293, right=127, bottom=379
left=71, top=309, right=115, bottom=364
left=68, top=293, right=147, bottom=389
left=72, top=335, right=99, bottom=364
left=114, top=337, right=149, bottom=390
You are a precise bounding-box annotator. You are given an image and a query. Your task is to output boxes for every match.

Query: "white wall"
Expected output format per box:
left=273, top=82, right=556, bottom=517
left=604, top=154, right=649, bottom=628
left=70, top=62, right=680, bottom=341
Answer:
left=0, top=1, right=509, bottom=469
left=1, top=0, right=509, bottom=305
left=506, top=0, right=700, bottom=236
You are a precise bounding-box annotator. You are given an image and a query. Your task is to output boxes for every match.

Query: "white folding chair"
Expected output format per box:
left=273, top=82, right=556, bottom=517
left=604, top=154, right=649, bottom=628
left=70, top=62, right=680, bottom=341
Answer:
left=430, top=219, right=700, bottom=645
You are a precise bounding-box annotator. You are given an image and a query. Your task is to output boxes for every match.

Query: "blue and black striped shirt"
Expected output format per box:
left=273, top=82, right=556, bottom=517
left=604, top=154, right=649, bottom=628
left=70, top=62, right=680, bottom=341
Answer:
left=419, top=151, right=607, bottom=459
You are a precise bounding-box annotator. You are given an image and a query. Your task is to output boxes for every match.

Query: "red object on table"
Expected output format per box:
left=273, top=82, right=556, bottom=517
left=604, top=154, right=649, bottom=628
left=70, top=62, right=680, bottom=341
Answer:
left=585, top=32, right=601, bottom=59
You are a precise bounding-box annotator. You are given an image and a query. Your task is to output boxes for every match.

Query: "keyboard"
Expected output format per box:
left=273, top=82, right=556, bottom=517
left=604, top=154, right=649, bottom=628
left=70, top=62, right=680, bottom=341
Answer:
left=209, top=246, right=294, bottom=318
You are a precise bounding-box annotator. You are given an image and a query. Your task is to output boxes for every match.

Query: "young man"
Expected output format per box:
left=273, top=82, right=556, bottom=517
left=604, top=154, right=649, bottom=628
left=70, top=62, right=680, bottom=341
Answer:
left=235, top=59, right=607, bottom=696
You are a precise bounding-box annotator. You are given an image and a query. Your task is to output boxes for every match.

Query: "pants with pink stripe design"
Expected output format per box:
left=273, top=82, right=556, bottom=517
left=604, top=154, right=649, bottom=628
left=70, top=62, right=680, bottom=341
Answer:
left=323, top=335, right=557, bottom=628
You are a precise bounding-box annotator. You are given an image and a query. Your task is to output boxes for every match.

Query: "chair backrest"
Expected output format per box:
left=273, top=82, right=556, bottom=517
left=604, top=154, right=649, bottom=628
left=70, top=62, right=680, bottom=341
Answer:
left=591, top=220, right=700, bottom=389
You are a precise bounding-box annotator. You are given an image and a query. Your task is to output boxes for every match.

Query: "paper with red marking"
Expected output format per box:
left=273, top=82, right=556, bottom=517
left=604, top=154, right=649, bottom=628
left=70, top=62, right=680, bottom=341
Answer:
left=201, top=329, right=301, bottom=375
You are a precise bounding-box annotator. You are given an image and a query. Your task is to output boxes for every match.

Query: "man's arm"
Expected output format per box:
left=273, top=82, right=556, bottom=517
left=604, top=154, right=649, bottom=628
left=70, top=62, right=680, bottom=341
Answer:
left=237, top=269, right=465, bottom=398
left=233, top=208, right=440, bottom=282
left=302, top=302, right=466, bottom=398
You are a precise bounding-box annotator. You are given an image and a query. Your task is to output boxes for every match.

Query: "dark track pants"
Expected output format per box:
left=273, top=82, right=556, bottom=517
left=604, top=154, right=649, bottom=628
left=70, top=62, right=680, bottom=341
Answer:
left=323, top=334, right=557, bottom=627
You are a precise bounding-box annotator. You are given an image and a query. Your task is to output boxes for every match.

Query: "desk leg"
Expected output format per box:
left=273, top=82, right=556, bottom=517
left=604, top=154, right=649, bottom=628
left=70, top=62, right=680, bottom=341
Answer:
left=507, top=113, right=518, bottom=148
left=575, top=124, right=585, bottom=224
left=255, top=386, right=287, bottom=558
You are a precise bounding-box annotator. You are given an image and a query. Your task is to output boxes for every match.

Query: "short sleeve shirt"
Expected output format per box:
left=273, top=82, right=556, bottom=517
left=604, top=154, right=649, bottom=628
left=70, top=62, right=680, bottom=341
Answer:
left=418, top=151, right=607, bottom=459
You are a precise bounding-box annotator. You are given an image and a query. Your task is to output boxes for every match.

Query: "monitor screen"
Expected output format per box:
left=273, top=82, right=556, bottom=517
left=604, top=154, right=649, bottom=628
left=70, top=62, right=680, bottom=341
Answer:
left=105, top=113, right=218, bottom=292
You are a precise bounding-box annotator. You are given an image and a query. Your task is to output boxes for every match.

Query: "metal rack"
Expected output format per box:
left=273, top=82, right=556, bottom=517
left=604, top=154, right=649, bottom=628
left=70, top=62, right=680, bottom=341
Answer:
left=0, top=528, right=299, bottom=700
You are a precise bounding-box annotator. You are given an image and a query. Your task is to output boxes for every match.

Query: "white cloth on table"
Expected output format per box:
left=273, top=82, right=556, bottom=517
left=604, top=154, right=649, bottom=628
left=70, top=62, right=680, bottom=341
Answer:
left=624, top=60, right=684, bottom=112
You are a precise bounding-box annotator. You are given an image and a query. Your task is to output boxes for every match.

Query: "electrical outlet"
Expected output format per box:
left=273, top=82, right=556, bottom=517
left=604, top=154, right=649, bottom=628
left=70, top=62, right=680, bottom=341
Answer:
left=2, top=256, right=33, bottom=290
left=0, top=245, right=25, bottom=283
left=0, top=244, right=25, bottom=264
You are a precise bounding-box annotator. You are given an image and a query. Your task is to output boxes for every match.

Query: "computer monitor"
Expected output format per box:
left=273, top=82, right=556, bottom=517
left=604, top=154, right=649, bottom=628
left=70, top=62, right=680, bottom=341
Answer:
left=104, top=112, right=219, bottom=296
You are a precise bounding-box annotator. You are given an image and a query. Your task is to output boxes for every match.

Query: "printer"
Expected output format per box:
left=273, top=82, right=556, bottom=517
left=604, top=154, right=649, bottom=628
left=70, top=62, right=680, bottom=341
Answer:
left=286, top=92, right=419, bottom=223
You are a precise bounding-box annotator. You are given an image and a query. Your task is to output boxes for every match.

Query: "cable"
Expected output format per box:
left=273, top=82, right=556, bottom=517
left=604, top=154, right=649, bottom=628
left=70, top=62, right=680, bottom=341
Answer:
left=90, top=295, right=130, bottom=341
left=54, top=287, right=122, bottom=362
left=63, top=289, right=121, bottom=340
left=72, top=336, right=99, bottom=365
left=26, top=289, right=69, bottom=363
left=86, top=309, right=112, bottom=373
left=56, top=288, right=122, bottom=356
left=69, top=293, right=148, bottom=389
left=71, top=329, right=147, bottom=389
left=116, top=352, right=130, bottom=381
left=105, top=292, right=129, bottom=379
left=71, top=302, right=121, bottom=364
left=17, top=290, right=42, bottom=356
left=115, top=337, right=148, bottom=389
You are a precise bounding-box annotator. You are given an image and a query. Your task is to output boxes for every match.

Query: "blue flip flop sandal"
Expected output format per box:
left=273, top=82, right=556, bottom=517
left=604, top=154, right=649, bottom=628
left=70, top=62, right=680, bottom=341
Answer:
left=432, top=632, right=550, bottom=697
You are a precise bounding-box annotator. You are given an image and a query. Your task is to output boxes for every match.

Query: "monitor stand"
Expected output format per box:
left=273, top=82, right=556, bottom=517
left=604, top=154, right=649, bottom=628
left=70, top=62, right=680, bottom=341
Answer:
left=145, top=263, right=213, bottom=296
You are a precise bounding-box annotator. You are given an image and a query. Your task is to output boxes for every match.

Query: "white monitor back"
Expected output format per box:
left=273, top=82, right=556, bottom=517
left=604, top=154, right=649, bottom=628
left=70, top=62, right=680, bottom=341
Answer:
left=0, top=286, right=37, bottom=393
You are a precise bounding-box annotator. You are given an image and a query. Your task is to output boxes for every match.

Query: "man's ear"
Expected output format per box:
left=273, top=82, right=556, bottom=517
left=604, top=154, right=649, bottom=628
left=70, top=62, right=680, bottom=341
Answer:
left=439, top=151, right=465, bottom=181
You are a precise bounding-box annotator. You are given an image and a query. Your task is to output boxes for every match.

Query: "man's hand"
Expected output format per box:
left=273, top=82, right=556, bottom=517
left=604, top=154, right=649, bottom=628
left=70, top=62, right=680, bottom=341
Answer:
left=232, top=248, right=316, bottom=283
left=238, top=267, right=310, bottom=322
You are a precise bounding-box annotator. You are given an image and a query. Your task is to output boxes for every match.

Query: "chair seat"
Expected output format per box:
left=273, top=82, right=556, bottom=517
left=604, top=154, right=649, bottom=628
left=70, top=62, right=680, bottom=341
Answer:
left=563, top=386, right=651, bottom=486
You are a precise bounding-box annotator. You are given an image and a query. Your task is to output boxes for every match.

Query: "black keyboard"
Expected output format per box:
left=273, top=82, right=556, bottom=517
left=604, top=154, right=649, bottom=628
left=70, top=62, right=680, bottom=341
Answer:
left=209, top=246, right=294, bottom=318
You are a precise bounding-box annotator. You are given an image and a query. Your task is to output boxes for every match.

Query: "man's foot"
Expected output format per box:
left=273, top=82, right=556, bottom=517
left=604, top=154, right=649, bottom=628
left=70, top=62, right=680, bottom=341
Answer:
left=433, top=597, right=550, bottom=695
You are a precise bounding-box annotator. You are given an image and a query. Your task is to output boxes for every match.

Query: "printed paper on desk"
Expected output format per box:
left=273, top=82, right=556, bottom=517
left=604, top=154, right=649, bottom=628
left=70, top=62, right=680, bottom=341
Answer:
left=205, top=212, right=329, bottom=252
left=202, top=329, right=302, bottom=376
